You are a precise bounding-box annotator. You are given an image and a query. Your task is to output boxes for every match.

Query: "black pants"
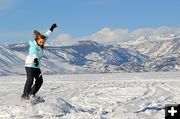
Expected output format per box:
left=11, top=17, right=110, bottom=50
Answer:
left=22, top=67, right=43, bottom=96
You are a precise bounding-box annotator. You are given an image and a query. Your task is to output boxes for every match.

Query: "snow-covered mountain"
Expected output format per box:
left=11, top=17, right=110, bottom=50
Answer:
left=120, top=35, right=180, bottom=72
left=0, top=36, right=179, bottom=76
left=120, top=35, right=179, bottom=58
left=0, top=41, right=148, bottom=76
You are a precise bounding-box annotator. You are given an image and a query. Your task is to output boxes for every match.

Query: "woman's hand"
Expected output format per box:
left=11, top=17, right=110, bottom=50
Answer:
left=34, top=58, right=39, bottom=67
left=49, top=23, right=57, bottom=32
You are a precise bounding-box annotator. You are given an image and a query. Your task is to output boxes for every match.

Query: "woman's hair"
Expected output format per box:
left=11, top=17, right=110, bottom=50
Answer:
left=33, top=30, right=46, bottom=42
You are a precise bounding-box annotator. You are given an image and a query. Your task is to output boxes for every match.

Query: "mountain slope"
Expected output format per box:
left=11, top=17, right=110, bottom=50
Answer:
left=120, top=36, right=180, bottom=72
left=120, top=37, right=179, bottom=58
left=0, top=41, right=148, bottom=75
left=0, top=37, right=179, bottom=76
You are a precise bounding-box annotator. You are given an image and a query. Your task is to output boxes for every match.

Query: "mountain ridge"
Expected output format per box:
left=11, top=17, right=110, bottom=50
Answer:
left=0, top=37, right=179, bottom=76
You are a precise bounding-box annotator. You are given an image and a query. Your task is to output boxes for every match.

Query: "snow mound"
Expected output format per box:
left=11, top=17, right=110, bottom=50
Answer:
left=0, top=97, right=96, bottom=119
left=31, top=98, right=76, bottom=117
left=23, top=97, right=96, bottom=118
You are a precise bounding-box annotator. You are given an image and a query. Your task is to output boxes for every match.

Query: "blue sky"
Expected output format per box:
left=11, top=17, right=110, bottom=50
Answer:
left=0, top=0, right=180, bottom=44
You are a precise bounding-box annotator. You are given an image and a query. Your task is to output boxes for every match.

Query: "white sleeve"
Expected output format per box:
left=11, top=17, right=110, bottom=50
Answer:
left=44, top=30, right=52, bottom=41
left=44, top=30, right=52, bottom=37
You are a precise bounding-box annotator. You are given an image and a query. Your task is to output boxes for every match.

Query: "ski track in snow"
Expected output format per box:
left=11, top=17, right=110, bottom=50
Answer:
left=0, top=72, right=179, bottom=119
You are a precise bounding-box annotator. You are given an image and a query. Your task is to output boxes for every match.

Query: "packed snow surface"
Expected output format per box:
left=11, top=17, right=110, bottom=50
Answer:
left=0, top=72, right=179, bottom=119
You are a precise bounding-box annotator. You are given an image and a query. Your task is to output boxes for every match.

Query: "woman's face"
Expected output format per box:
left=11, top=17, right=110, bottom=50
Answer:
left=37, top=38, right=45, bottom=47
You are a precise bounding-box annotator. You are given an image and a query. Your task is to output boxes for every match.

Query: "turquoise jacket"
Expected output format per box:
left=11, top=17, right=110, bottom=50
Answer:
left=28, top=40, right=44, bottom=60
left=25, top=30, right=51, bottom=68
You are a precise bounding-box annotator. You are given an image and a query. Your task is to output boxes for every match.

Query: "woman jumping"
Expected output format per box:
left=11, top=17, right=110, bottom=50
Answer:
left=21, top=23, right=57, bottom=100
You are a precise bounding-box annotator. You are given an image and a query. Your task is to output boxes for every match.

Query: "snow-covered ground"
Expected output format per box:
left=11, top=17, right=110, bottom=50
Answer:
left=0, top=72, right=179, bottom=119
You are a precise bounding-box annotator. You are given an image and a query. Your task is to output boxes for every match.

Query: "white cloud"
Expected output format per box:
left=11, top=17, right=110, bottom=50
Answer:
left=130, top=26, right=180, bottom=41
left=1, top=26, right=180, bottom=45
left=54, top=34, right=73, bottom=42
left=78, top=28, right=130, bottom=43
left=51, top=34, right=77, bottom=46
left=47, top=26, right=180, bottom=45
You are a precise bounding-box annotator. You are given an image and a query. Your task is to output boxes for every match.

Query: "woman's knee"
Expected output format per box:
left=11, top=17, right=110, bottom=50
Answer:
left=36, top=77, right=43, bottom=84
